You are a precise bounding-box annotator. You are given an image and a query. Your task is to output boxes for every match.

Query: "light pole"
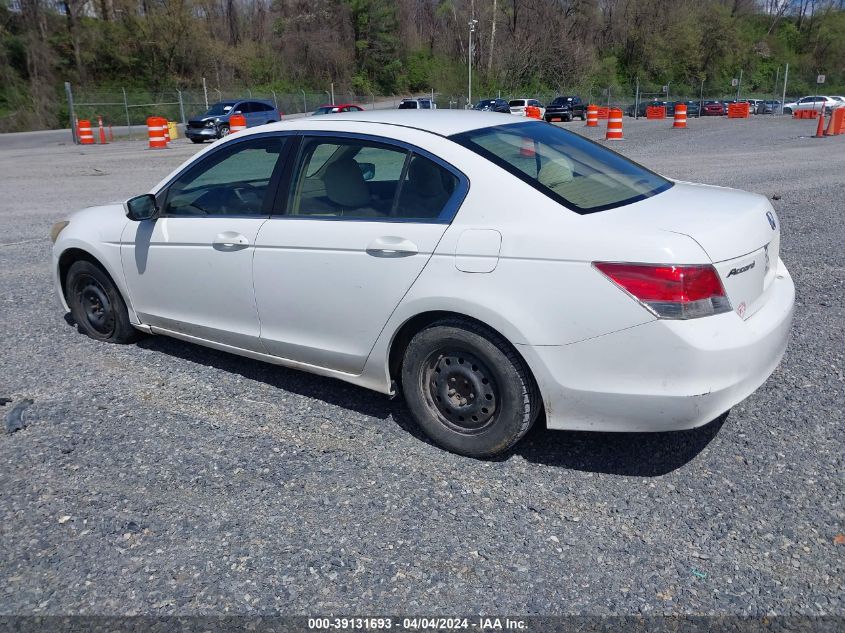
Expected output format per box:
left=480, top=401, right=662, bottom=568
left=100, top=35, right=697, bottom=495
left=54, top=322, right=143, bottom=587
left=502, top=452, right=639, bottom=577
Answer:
left=468, top=18, right=478, bottom=108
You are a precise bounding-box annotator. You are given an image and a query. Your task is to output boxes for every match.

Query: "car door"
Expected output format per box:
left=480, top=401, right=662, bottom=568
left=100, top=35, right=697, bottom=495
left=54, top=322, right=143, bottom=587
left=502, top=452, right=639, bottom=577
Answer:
left=121, top=134, right=291, bottom=351
left=253, top=133, right=467, bottom=374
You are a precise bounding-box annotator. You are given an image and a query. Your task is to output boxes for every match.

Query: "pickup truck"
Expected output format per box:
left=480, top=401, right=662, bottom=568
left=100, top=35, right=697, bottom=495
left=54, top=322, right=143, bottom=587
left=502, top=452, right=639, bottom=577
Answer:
left=544, top=96, right=586, bottom=122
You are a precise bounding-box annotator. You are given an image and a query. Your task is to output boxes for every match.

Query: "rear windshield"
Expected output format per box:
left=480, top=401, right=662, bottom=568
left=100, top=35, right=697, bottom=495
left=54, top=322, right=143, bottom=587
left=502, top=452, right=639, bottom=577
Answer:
left=451, top=121, right=672, bottom=214
left=508, top=100, right=525, bottom=107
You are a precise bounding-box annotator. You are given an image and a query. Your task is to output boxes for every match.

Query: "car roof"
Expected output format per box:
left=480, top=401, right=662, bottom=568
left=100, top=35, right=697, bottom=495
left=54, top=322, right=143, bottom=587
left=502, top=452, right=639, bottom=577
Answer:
left=247, top=110, right=526, bottom=137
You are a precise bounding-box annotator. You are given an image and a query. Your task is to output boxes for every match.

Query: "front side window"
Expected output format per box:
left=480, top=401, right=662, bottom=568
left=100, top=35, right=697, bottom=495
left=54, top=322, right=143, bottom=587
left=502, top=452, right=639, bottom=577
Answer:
left=205, top=102, right=234, bottom=116
left=164, top=137, right=286, bottom=216
left=451, top=121, right=672, bottom=214
left=286, top=137, right=459, bottom=221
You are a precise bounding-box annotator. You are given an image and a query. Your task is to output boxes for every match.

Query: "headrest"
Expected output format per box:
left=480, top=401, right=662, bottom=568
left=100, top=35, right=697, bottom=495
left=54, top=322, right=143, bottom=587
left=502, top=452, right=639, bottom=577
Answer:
left=407, top=157, right=446, bottom=198
left=325, top=158, right=370, bottom=208
left=537, top=158, right=574, bottom=192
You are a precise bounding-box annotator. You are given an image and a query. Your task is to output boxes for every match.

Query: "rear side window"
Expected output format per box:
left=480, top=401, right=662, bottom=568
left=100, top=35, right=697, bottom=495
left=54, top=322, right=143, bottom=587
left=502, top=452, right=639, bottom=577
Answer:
left=451, top=121, right=672, bottom=214
left=398, top=101, right=418, bottom=109
left=285, top=137, right=459, bottom=222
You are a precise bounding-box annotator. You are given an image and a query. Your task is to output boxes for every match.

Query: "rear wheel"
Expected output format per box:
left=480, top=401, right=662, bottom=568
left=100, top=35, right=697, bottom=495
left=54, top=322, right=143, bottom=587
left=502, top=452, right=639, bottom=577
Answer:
left=66, top=260, right=141, bottom=344
left=190, top=138, right=205, bottom=144
left=401, top=319, right=540, bottom=457
left=580, top=112, right=586, bottom=121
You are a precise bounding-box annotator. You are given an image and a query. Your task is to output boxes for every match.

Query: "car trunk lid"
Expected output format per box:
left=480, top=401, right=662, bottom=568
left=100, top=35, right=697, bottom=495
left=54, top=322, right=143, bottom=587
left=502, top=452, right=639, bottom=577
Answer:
left=603, top=181, right=781, bottom=320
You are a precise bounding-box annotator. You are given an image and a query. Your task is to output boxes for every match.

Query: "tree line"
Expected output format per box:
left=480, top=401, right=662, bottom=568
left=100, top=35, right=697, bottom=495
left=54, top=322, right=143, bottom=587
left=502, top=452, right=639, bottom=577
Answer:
left=1, top=0, right=844, bottom=131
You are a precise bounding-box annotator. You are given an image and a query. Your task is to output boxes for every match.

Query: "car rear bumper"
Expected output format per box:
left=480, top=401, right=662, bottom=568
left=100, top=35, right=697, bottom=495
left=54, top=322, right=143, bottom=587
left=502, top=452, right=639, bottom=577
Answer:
left=519, top=260, right=795, bottom=432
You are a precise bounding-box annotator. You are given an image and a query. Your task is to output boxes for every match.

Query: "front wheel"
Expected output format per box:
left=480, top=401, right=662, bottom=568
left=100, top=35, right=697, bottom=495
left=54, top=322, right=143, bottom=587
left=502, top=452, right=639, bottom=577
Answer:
left=217, top=124, right=230, bottom=138
left=401, top=319, right=540, bottom=457
left=66, top=260, right=142, bottom=344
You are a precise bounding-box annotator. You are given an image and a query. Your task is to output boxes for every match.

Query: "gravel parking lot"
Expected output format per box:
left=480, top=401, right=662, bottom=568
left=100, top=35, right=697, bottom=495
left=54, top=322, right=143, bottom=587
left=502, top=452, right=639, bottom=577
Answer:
left=1, top=116, right=843, bottom=617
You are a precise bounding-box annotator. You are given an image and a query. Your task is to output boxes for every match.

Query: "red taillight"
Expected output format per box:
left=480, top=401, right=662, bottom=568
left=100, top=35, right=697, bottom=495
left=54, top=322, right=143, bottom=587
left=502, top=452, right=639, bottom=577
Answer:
left=593, top=262, right=731, bottom=320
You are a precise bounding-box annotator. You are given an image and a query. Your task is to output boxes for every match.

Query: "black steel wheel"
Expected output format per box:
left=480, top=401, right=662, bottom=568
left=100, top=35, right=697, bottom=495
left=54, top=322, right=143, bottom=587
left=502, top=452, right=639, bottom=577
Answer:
left=401, top=318, right=541, bottom=457
left=65, top=260, right=142, bottom=344
left=424, top=350, right=498, bottom=435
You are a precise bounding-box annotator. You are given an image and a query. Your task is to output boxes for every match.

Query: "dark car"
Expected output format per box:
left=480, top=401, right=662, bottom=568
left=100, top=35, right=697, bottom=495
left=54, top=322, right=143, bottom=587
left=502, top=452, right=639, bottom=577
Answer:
left=681, top=100, right=701, bottom=117
left=625, top=100, right=674, bottom=118
left=544, top=96, right=586, bottom=122
left=701, top=100, right=726, bottom=116
left=473, top=98, right=511, bottom=113
left=185, top=99, right=280, bottom=143
left=312, top=104, right=364, bottom=115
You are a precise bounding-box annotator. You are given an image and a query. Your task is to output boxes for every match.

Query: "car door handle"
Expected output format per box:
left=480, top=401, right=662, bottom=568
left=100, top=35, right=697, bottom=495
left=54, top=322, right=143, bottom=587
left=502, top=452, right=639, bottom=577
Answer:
left=212, top=231, right=250, bottom=251
left=366, top=236, right=419, bottom=258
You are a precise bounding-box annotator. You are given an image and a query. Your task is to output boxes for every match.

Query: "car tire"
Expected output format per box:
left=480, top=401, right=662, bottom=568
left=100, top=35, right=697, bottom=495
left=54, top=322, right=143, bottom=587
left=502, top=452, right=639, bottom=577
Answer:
left=783, top=107, right=792, bottom=115
left=66, top=260, right=142, bottom=344
left=564, top=113, right=573, bottom=122
left=401, top=318, right=540, bottom=458
left=190, top=138, right=205, bottom=144
left=217, top=124, right=230, bottom=138
left=580, top=112, right=586, bottom=121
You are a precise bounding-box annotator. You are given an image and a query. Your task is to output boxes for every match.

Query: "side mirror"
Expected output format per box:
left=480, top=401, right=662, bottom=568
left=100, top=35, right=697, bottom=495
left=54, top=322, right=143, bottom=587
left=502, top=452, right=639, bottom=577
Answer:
left=125, top=194, right=158, bottom=221
left=358, top=162, right=376, bottom=181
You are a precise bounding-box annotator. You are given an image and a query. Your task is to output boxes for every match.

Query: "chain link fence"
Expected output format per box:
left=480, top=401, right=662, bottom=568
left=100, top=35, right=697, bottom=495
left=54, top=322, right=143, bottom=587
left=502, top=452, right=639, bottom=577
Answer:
left=65, top=82, right=802, bottom=142
left=65, top=84, right=409, bottom=140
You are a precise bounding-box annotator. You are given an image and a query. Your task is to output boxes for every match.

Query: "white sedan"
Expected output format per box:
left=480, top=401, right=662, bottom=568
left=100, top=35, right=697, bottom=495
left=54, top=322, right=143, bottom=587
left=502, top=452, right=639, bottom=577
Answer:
left=51, top=111, right=794, bottom=457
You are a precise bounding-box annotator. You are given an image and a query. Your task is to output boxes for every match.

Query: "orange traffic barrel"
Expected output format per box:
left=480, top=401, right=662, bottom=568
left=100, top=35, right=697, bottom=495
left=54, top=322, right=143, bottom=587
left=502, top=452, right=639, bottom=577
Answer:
left=229, top=114, right=247, bottom=134
left=77, top=119, right=94, bottom=145
left=163, top=119, right=171, bottom=144
left=146, top=116, right=167, bottom=149
left=525, top=105, right=541, bottom=120
left=586, top=105, right=598, bottom=127
left=605, top=108, right=623, bottom=140
left=673, top=103, right=687, bottom=129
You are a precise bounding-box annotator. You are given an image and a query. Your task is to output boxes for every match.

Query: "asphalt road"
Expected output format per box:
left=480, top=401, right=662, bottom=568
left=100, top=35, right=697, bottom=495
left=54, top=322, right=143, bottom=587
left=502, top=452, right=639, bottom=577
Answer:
left=0, top=116, right=843, bottom=616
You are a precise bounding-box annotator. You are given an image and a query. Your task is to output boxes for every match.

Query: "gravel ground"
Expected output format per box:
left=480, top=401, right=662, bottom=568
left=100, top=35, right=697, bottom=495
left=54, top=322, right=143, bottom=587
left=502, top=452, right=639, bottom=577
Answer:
left=0, top=116, right=843, bottom=617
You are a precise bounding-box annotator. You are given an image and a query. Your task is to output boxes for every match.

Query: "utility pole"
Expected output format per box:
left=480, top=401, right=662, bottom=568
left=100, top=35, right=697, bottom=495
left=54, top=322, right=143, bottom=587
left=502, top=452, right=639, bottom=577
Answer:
left=330, top=82, right=335, bottom=104
left=468, top=18, right=478, bottom=107
left=202, top=77, right=209, bottom=110
left=781, top=63, right=789, bottom=115
left=65, top=82, right=77, bottom=144
left=736, top=69, right=743, bottom=100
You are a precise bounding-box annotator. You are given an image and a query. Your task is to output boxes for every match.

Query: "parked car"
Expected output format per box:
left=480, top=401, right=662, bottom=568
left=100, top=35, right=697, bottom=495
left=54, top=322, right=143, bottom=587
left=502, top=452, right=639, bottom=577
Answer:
left=681, top=100, right=701, bottom=117
left=782, top=96, right=841, bottom=115
left=509, top=98, right=545, bottom=118
left=472, top=98, right=511, bottom=113
left=701, top=100, right=726, bottom=116
left=51, top=111, right=794, bottom=458
left=544, top=96, right=586, bottom=122
left=185, top=99, right=280, bottom=143
left=745, top=99, right=763, bottom=114
left=399, top=98, right=435, bottom=110
left=313, top=104, right=364, bottom=115
left=755, top=100, right=781, bottom=115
